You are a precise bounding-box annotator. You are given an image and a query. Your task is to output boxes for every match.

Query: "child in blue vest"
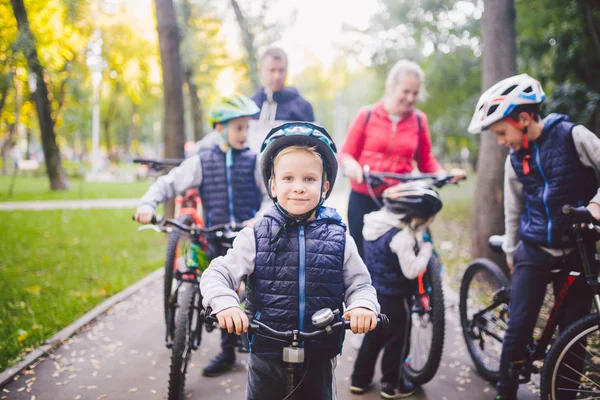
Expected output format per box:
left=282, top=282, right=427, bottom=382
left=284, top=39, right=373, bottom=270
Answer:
left=468, top=74, right=600, bottom=400
left=200, top=122, right=380, bottom=400
left=134, top=94, right=272, bottom=377
left=349, top=181, right=442, bottom=399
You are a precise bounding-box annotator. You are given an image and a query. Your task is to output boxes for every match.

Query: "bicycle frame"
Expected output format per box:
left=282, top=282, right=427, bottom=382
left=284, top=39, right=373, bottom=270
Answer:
left=469, top=211, right=600, bottom=384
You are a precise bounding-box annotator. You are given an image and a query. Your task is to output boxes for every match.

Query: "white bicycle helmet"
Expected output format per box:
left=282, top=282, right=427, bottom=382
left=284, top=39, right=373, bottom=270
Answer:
left=468, top=74, right=545, bottom=134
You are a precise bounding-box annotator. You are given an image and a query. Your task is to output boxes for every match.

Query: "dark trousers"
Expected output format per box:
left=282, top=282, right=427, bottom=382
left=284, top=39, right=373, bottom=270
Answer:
left=351, top=293, right=412, bottom=387
left=246, top=354, right=336, bottom=400
left=348, top=191, right=381, bottom=259
left=497, top=241, right=595, bottom=396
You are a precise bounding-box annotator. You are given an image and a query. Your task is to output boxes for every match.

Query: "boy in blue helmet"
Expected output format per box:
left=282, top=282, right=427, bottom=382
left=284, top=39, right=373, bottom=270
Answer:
left=135, top=94, right=272, bottom=377
left=200, top=122, right=380, bottom=400
left=468, top=74, right=600, bottom=400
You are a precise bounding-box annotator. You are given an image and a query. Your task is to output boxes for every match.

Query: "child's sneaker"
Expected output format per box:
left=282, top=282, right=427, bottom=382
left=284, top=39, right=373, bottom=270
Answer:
left=380, top=380, right=416, bottom=399
left=349, top=381, right=371, bottom=394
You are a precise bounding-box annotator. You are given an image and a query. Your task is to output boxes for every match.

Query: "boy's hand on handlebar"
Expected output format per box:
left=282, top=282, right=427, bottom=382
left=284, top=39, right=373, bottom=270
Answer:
left=343, top=307, right=377, bottom=334
left=216, top=307, right=249, bottom=335
left=587, top=202, right=600, bottom=221
left=134, top=205, right=155, bottom=224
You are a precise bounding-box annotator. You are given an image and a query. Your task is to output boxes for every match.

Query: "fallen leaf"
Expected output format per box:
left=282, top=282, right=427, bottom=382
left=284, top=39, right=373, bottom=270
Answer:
left=97, top=395, right=108, bottom=399
left=128, top=388, right=137, bottom=393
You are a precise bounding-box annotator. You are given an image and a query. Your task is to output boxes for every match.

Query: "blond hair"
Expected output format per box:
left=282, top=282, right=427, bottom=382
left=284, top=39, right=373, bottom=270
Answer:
left=272, top=145, right=326, bottom=179
left=384, top=59, right=427, bottom=101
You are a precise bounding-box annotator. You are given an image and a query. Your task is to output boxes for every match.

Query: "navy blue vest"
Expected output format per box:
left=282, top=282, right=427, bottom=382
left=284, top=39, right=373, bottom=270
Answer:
left=510, top=114, right=597, bottom=248
left=246, top=206, right=347, bottom=361
left=364, top=228, right=417, bottom=296
left=198, top=146, right=262, bottom=227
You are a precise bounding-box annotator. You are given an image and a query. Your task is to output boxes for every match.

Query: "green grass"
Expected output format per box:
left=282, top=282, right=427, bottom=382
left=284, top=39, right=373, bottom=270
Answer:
left=0, top=175, right=152, bottom=202
left=430, top=176, right=474, bottom=290
left=0, top=208, right=166, bottom=370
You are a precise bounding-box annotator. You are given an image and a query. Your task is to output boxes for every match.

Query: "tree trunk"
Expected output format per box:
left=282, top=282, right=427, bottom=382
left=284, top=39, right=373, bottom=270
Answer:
left=10, top=0, right=69, bottom=190
left=185, top=69, right=204, bottom=141
left=470, top=0, right=516, bottom=269
left=230, top=0, right=260, bottom=89
left=155, top=0, right=185, bottom=217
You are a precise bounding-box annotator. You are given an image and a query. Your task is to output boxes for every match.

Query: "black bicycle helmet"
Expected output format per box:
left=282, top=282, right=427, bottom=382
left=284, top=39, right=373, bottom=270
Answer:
left=260, top=122, right=338, bottom=199
left=383, top=181, right=442, bottom=219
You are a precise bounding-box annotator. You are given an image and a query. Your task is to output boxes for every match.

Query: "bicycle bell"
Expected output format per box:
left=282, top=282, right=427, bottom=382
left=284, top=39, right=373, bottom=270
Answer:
left=312, top=308, right=336, bottom=328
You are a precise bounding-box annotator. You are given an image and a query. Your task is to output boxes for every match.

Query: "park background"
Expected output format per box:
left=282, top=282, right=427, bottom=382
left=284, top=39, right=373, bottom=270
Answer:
left=0, top=0, right=599, bottom=372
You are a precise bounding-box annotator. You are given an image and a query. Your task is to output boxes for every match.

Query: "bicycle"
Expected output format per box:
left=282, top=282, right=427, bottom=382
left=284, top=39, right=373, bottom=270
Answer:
left=133, top=158, right=206, bottom=341
left=138, top=215, right=242, bottom=400
left=362, top=165, right=465, bottom=385
left=206, top=308, right=389, bottom=400
left=459, top=205, right=600, bottom=399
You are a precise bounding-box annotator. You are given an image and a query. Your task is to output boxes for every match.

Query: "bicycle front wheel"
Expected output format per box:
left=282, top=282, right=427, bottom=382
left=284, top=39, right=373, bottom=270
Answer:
left=459, top=259, right=510, bottom=383
left=540, top=313, right=600, bottom=399
left=403, top=256, right=445, bottom=384
left=168, top=281, right=197, bottom=400
left=164, top=214, right=194, bottom=327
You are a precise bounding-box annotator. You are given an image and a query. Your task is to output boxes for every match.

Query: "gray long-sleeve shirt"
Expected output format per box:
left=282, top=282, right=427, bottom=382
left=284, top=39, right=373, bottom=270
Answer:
left=200, top=226, right=380, bottom=316
left=503, top=125, right=600, bottom=263
left=138, top=147, right=272, bottom=218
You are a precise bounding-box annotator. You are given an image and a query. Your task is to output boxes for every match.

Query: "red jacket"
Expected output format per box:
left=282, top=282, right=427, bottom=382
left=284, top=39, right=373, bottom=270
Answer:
left=339, top=101, right=440, bottom=196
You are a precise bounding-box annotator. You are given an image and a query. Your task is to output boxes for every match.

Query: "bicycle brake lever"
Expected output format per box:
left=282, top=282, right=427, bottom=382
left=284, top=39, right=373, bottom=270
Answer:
left=138, top=224, right=166, bottom=233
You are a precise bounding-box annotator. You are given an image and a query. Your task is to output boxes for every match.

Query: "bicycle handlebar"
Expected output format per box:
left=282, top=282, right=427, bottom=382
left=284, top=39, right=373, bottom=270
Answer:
left=133, top=214, right=243, bottom=237
left=248, top=315, right=388, bottom=340
left=133, top=158, right=184, bottom=171
left=205, top=312, right=389, bottom=341
left=362, top=165, right=465, bottom=189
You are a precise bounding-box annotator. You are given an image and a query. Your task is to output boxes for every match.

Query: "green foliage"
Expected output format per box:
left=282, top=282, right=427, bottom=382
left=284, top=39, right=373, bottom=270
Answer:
left=0, top=208, right=165, bottom=370
left=0, top=175, right=151, bottom=201
left=516, top=0, right=600, bottom=130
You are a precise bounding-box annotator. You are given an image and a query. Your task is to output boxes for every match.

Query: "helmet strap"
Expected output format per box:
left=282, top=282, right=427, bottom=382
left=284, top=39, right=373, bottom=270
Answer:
left=505, top=113, right=533, bottom=175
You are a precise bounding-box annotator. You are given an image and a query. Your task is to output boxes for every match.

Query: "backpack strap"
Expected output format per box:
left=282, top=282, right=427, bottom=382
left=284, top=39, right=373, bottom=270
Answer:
left=364, top=106, right=373, bottom=129
left=415, top=110, right=423, bottom=165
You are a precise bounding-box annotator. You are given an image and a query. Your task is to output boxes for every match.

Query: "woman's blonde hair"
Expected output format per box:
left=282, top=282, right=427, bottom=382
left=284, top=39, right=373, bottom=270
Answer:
left=384, top=59, right=427, bottom=101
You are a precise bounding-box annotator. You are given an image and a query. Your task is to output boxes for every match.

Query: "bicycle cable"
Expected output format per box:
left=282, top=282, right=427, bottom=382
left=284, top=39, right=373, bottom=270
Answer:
left=281, top=359, right=310, bottom=400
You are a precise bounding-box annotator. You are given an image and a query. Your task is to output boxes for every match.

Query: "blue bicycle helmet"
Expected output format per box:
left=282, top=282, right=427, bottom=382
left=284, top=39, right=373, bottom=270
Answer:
left=260, top=122, right=338, bottom=200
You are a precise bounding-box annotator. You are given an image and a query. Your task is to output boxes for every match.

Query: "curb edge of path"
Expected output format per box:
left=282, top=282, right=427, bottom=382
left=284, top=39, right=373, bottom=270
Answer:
left=0, top=267, right=164, bottom=387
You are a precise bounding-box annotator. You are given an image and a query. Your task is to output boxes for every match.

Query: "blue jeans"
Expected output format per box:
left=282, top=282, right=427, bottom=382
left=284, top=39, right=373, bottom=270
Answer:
left=246, top=354, right=337, bottom=400
left=497, top=241, right=595, bottom=396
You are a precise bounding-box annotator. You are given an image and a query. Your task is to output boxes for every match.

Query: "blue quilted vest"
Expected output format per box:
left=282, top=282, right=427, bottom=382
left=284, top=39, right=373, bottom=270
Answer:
left=510, top=114, right=597, bottom=248
left=198, top=146, right=262, bottom=227
left=246, top=206, right=347, bottom=361
left=364, top=228, right=417, bottom=296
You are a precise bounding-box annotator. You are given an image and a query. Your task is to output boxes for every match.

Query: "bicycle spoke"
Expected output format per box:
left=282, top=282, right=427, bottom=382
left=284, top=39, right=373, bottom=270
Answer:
left=559, top=362, right=600, bottom=390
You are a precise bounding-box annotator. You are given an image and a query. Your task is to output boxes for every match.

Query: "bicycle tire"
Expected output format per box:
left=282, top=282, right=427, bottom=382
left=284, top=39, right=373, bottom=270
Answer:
left=540, top=313, right=600, bottom=400
left=164, top=214, right=194, bottom=326
left=459, top=258, right=510, bottom=383
left=168, top=281, right=196, bottom=400
left=404, top=256, right=445, bottom=384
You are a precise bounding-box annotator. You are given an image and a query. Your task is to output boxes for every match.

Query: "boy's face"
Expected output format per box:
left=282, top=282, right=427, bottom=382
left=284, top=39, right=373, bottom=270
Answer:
left=217, top=116, right=251, bottom=150
left=270, top=150, right=330, bottom=217
left=489, top=119, right=524, bottom=151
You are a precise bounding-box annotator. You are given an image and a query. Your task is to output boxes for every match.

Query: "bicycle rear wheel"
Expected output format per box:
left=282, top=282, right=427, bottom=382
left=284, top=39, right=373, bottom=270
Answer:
left=403, top=256, right=445, bottom=384
left=164, top=214, right=194, bottom=327
left=168, top=281, right=197, bottom=400
left=540, top=313, right=600, bottom=399
left=459, top=259, right=510, bottom=383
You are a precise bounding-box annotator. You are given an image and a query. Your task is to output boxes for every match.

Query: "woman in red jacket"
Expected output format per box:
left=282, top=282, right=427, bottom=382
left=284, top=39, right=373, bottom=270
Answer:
left=340, top=60, right=444, bottom=258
